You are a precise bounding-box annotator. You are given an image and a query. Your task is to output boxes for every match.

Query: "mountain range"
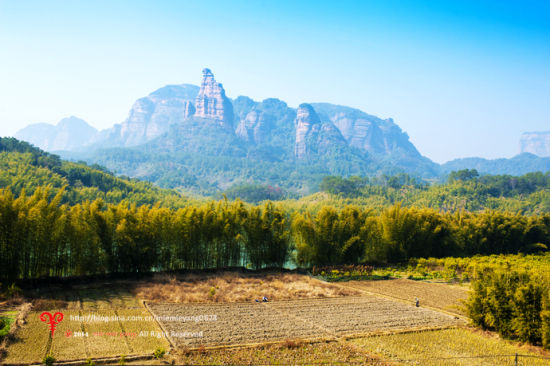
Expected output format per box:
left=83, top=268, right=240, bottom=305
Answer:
left=13, top=68, right=550, bottom=195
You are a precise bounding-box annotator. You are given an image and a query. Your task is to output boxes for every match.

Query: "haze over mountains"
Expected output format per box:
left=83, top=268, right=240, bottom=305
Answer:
left=14, top=68, right=550, bottom=194
left=521, top=132, right=550, bottom=157
left=15, top=116, right=98, bottom=151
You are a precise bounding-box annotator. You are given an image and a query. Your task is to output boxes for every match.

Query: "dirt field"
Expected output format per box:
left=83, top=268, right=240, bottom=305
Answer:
left=135, top=272, right=360, bottom=302
left=3, top=285, right=168, bottom=364
left=339, top=279, right=469, bottom=315
left=149, top=296, right=462, bottom=347
left=2, top=275, right=469, bottom=364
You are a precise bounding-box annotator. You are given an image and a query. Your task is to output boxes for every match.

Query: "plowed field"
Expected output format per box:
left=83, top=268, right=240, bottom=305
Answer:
left=149, top=296, right=462, bottom=347
left=339, top=279, right=469, bottom=315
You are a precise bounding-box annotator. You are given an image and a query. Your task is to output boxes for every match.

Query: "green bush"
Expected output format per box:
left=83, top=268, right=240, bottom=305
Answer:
left=43, top=354, right=56, bottom=366
left=0, top=317, right=11, bottom=338
left=153, top=347, right=166, bottom=359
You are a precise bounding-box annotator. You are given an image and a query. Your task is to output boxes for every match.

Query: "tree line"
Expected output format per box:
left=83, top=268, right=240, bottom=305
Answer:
left=314, top=172, right=550, bottom=214
left=1, top=186, right=549, bottom=282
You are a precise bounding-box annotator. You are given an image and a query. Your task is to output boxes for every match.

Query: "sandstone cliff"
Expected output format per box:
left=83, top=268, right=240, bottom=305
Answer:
left=117, top=84, right=199, bottom=146
left=194, top=68, right=234, bottom=128
left=295, top=103, right=347, bottom=159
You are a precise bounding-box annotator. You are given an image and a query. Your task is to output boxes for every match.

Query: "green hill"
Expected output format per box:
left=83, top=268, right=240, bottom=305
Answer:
left=0, top=137, right=190, bottom=208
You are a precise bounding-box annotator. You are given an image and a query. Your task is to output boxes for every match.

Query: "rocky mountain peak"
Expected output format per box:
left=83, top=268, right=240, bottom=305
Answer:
left=202, top=68, right=214, bottom=79
left=195, top=68, right=234, bottom=128
left=295, top=104, right=323, bottom=158
left=296, top=103, right=321, bottom=126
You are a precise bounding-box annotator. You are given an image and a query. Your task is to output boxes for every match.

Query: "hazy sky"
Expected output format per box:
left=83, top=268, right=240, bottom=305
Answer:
left=1, top=0, right=549, bottom=163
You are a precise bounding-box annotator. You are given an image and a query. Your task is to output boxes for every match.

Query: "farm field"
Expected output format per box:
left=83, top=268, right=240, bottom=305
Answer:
left=5, top=268, right=547, bottom=365
left=339, top=278, right=469, bottom=316
left=3, top=285, right=169, bottom=365
left=4, top=308, right=168, bottom=364
left=350, top=328, right=550, bottom=365
left=149, top=296, right=462, bottom=347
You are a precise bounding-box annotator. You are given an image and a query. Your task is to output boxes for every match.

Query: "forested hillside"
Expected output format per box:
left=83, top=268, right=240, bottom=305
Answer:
left=2, top=137, right=549, bottom=214
left=1, top=137, right=549, bottom=283
left=286, top=171, right=550, bottom=214
left=0, top=137, right=189, bottom=208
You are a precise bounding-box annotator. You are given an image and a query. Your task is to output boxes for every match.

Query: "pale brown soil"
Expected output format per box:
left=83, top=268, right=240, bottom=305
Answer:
left=339, top=279, right=469, bottom=315
left=148, top=295, right=462, bottom=347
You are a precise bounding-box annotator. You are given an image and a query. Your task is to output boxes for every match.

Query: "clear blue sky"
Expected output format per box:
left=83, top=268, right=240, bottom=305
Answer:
left=1, top=0, right=549, bottom=163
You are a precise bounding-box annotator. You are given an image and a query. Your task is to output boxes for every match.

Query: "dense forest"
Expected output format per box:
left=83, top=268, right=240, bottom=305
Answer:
left=286, top=171, right=550, bottom=214
left=1, top=137, right=549, bottom=283
left=1, top=186, right=548, bottom=282
left=3, top=137, right=550, bottom=214
left=0, top=137, right=190, bottom=208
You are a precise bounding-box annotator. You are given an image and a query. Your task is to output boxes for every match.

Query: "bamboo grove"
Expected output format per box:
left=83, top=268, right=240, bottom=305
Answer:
left=1, top=186, right=549, bottom=282
left=467, top=270, right=550, bottom=348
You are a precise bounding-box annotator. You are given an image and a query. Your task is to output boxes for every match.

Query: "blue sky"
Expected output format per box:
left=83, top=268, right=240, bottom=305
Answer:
left=0, top=0, right=549, bottom=163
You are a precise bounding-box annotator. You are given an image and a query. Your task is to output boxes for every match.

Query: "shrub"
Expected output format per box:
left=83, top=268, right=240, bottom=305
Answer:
left=153, top=347, right=166, bottom=359
left=85, top=358, right=95, bottom=366
left=118, top=354, right=126, bottom=365
left=0, top=317, right=11, bottom=339
left=43, top=354, right=56, bottom=366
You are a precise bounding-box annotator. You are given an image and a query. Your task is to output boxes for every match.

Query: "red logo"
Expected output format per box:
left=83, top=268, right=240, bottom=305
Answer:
left=40, top=312, right=64, bottom=337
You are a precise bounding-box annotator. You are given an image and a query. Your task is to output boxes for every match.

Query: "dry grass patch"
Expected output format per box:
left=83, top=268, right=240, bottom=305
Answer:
left=351, top=328, right=549, bottom=365
left=135, top=272, right=360, bottom=303
left=32, top=299, right=69, bottom=311
left=341, top=278, right=469, bottom=315
left=171, top=340, right=390, bottom=365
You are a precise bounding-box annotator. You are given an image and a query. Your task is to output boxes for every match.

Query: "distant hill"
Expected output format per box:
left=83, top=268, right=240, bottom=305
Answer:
left=0, top=137, right=189, bottom=207
left=15, top=116, right=98, bottom=151
left=441, top=153, right=550, bottom=176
